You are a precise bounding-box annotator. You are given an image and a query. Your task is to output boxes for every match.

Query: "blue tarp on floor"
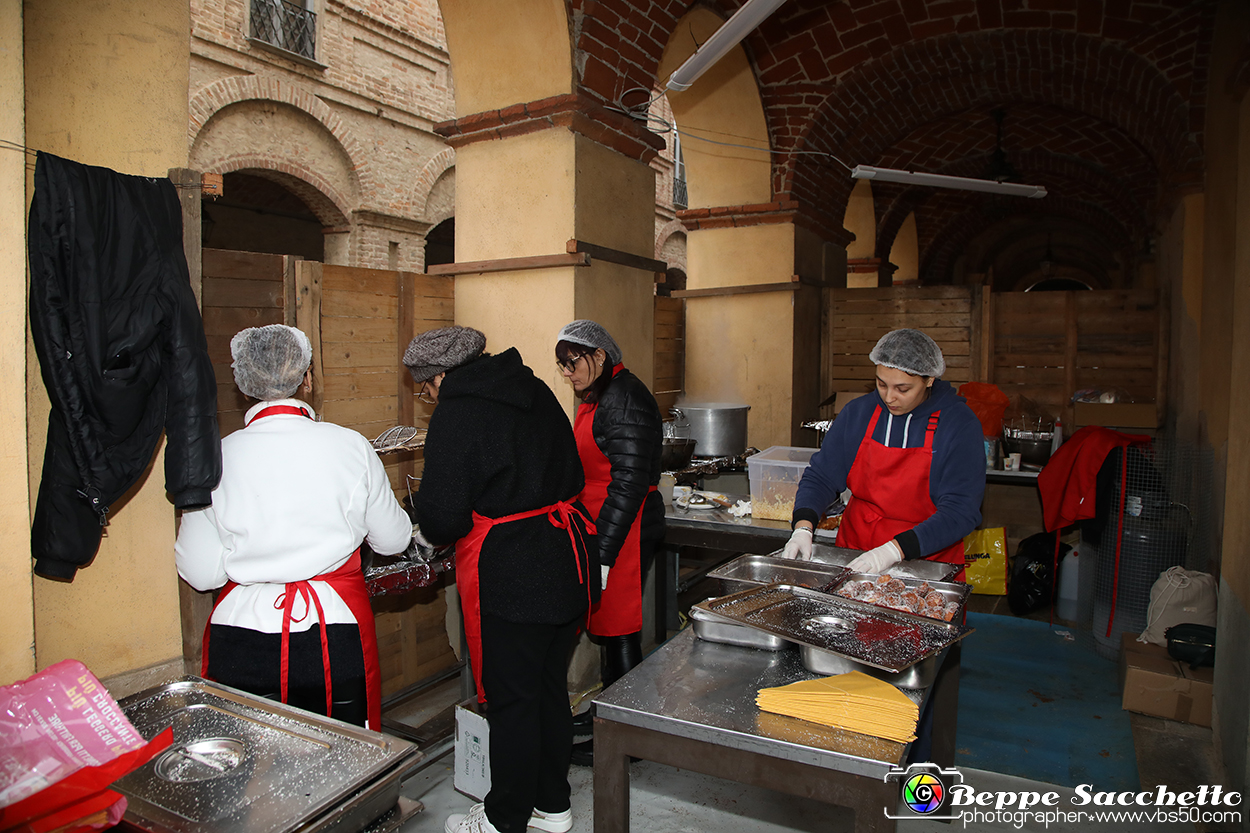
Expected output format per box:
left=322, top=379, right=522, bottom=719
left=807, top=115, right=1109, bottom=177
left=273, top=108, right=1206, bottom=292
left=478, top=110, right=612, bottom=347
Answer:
left=955, top=611, right=1139, bottom=791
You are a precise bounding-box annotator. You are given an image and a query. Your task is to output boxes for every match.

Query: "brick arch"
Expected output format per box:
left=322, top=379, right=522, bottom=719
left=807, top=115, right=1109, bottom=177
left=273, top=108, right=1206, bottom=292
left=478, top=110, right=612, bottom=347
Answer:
left=406, top=148, right=456, bottom=223
left=202, top=154, right=352, bottom=229
left=781, top=29, right=1205, bottom=223
left=655, top=218, right=686, bottom=259
left=916, top=196, right=1134, bottom=288
left=189, top=76, right=372, bottom=196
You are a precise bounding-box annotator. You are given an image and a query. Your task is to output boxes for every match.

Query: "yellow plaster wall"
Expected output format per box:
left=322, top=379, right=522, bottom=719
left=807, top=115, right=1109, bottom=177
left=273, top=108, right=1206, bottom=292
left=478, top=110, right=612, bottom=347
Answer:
left=893, top=213, right=920, bottom=283
left=454, top=130, right=658, bottom=410
left=439, top=0, right=571, bottom=118
left=657, top=7, right=771, bottom=209
left=687, top=224, right=795, bottom=289
left=844, top=180, right=875, bottom=258
left=0, top=0, right=35, bottom=684
left=22, top=0, right=189, bottom=677
left=684, top=293, right=795, bottom=450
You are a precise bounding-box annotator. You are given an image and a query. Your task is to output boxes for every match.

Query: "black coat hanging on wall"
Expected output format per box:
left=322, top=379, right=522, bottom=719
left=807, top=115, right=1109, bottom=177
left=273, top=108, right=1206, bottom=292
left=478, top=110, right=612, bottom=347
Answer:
left=28, top=152, right=222, bottom=581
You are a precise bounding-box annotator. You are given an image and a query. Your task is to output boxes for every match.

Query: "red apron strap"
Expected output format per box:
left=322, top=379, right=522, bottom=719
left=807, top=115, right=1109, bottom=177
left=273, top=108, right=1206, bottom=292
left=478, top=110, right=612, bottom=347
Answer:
left=201, top=581, right=240, bottom=678
left=276, top=580, right=330, bottom=715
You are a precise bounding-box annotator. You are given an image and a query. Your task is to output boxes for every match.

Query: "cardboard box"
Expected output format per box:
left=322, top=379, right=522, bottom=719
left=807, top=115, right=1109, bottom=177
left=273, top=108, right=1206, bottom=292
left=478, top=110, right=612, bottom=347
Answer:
left=1073, top=402, right=1158, bottom=429
left=1118, top=633, right=1212, bottom=727
left=454, top=699, right=490, bottom=800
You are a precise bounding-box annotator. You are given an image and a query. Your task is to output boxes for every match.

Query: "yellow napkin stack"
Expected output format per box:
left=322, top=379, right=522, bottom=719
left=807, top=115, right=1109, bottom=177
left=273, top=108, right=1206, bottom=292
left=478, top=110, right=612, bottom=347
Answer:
left=757, top=671, right=918, bottom=743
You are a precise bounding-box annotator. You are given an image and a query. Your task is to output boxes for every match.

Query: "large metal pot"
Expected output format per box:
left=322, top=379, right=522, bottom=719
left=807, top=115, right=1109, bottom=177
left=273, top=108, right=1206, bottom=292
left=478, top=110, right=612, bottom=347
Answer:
left=675, top=403, right=750, bottom=457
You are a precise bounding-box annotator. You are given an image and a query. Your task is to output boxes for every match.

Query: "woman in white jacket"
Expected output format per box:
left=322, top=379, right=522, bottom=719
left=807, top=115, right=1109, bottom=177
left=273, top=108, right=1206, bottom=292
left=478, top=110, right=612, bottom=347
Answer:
left=175, top=325, right=411, bottom=729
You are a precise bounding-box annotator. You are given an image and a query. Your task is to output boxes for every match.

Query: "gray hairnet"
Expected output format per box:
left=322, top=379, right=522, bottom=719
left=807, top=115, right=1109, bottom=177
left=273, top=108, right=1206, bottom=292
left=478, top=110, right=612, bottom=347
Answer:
left=556, top=319, right=622, bottom=366
left=230, top=325, right=313, bottom=400
left=869, top=328, right=946, bottom=378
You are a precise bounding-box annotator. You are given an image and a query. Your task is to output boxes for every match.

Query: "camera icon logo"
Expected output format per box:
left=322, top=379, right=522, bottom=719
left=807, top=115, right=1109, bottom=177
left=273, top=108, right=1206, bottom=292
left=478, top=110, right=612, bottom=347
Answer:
left=884, top=762, right=963, bottom=820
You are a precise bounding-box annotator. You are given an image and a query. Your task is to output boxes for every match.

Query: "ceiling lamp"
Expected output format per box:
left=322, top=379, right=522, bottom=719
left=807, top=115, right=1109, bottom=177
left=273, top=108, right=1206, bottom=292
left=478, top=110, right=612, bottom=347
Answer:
left=985, top=108, right=1020, bottom=183
left=665, top=0, right=788, bottom=92
left=850, top=165, right=1048, bottom=199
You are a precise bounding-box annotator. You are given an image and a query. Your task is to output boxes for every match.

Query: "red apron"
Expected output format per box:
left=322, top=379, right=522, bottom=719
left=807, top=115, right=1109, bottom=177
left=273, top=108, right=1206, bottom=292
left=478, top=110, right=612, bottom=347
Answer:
left=200, top=403, right=383, bottom=730
left=202, top=550, right=382, bottom=729
left=839, top=406, right=966, bottom=582
left=455, top=501, right=595, bottom=704
left=574, top=372, right=656, bottom=637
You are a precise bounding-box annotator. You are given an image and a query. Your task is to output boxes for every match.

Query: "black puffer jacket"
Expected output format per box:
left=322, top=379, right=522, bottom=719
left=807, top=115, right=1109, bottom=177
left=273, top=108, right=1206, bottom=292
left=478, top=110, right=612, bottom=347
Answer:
left=589, top=368, right=666, bottom=568
left=28, top=152, right=221, bottom=581
left=416, top=348, right=594, bottom=625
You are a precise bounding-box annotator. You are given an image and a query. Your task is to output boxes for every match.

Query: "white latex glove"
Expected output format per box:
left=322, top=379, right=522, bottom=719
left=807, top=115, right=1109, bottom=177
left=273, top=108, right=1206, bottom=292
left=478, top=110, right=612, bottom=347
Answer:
left=781, top=527, right=814, bottom=561
left=601, top=564, right=611, bottom=591
left=413, top=527, right=434, bottom=550
left=846, top=540, right=904, bottom=575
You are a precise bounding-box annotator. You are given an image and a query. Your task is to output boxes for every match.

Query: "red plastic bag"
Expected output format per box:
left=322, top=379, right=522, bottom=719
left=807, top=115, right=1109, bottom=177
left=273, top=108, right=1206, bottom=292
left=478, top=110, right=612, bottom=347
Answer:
left=958, top=382, right=1010, bottom=436
left=0, top=660, right=173, bottom=832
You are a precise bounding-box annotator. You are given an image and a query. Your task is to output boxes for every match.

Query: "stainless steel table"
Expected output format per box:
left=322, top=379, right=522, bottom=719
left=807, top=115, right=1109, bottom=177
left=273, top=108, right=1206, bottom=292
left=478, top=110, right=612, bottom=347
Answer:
left=592, top=628, right=960, bottom=833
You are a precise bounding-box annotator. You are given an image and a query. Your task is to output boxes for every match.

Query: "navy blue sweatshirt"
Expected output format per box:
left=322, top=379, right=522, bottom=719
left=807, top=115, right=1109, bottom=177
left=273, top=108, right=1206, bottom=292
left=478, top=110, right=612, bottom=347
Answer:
left=792, top=379, right=986, bottom=559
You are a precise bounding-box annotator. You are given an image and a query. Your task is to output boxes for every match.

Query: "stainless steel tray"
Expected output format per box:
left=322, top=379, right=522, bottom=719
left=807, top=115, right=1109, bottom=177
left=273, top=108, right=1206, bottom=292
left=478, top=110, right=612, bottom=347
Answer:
left=114, top=678, right=422, bottom=833
left=760, top=547, right=962, bottom=583
left=692, top=584, right=972, bottom=675
left=689, top=604, right=789, bottom=650
left=708, top=554, right=849, bottom=596
left=826, top=572, right=972, bottom=623
left=800, top=644, right=947, bottom=689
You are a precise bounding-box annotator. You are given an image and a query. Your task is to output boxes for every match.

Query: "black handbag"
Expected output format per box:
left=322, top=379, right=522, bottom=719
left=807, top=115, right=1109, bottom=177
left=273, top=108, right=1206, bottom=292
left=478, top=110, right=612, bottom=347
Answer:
left=1164, top=623, right=1216, bottom=669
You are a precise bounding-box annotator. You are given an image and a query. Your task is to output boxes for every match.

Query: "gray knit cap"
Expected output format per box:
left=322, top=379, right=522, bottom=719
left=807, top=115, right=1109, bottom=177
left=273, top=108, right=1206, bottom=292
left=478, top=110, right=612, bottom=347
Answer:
left=403, top=326, right=486, bottom=384
left=869, top=328, right=946, bottom=377
left=556, top=319, right=622, bottom=366
left=231, top=324, right=312, bottom=401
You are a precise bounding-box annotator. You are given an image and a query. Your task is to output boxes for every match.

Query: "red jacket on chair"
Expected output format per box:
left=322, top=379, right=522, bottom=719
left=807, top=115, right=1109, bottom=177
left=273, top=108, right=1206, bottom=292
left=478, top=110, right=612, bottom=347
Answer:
left=1037, top=425, right=1151, bottom=532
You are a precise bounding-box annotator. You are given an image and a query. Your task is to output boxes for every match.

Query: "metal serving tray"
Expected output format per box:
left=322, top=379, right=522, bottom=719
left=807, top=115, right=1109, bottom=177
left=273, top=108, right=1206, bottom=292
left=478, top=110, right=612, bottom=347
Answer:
left=693, top=584, right=972, bottom=675
left=799, top=644, right=948, bottom=689
left=754, top=548, right=961, bottom=584
left=114, top=678, right=422, bottom=833
left=708, top=554, right=849, bottom=596
left=689, top=604, right=789, bottom=651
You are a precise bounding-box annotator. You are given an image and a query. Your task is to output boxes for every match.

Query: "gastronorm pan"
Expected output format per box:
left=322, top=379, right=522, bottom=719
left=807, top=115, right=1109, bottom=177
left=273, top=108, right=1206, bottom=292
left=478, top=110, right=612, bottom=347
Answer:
left=113, top=678, right=422, bottom=833
left=786, top=544, right=962, bottom=583
left=825, top=572, right=972, bottom=624
left=708, top=555, right=849, bottom=596
left=693, top=584, right=972, bottom=675
left=689, top=603, right=789, bottom=650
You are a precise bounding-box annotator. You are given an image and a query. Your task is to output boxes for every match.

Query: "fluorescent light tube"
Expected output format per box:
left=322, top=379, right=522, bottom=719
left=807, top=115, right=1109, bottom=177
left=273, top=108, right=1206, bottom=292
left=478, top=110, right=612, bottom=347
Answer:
left=851, top=165, right=1048, bottom=199
left=665, top=0, right=788, bottom=92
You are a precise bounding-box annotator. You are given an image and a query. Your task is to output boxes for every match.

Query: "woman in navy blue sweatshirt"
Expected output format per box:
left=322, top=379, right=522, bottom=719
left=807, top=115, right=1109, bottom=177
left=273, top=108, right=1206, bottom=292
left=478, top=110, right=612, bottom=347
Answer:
left=784, top=329, right=986, bottom=579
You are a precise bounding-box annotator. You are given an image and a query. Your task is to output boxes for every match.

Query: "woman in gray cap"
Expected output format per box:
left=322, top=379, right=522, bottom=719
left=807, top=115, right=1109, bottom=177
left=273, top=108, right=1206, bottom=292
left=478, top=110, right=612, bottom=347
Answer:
left=553, top=319, right=665, bottom=767
left=404, top=326, right=595, bottom=833
left=175, top=325, right=412, bottom=731
left=782, top=328, right=985, bottom=581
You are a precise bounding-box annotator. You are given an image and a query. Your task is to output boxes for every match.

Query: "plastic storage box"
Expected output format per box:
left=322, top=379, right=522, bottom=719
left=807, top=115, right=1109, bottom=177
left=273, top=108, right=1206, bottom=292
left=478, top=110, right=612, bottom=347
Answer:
left=747, top=445, right=818, bottom=521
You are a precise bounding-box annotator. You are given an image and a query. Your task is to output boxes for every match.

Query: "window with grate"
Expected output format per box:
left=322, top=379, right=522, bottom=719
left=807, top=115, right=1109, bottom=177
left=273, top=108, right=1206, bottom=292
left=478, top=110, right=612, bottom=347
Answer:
left=672, top=129, right=688, bottom=210
left=250, top=0, right=316, bottom=61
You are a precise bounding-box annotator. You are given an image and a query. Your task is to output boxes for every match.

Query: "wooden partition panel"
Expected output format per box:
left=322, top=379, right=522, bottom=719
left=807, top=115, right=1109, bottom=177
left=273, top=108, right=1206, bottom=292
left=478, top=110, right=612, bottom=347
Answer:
left=200, top=248, right=292, bottom=437
left=654, top=296, right=684, bottom=415
left=991, top=290, right=1160, bottom=426
left=822, top=286, right=975, bottom=417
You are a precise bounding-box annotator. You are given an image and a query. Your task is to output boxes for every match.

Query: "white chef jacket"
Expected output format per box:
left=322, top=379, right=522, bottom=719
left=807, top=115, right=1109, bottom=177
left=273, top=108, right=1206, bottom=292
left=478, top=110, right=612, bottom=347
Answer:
left=175, top=399, right=412, bottom=633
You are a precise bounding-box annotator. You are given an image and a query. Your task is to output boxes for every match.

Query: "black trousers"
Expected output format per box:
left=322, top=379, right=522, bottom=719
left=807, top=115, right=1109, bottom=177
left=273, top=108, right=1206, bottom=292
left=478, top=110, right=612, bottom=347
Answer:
left=480, top=612, right=580, bottom=832
left=206, top=623, right=368, bottom=727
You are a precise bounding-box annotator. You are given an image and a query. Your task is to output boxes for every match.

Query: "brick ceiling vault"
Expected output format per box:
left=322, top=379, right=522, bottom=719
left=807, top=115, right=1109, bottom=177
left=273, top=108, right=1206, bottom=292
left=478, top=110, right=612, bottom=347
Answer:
left=569, top=0, right=1215, bottom=285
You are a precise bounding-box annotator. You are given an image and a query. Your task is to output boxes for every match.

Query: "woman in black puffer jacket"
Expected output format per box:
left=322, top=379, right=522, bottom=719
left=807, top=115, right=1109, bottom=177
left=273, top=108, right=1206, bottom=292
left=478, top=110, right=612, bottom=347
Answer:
left=555, top=320, right=665, bottom=765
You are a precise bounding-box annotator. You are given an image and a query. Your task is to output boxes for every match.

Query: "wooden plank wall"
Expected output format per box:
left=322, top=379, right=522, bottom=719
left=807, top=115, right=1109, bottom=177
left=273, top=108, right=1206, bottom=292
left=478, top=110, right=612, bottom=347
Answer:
left=823, top=286, right=975, bottom=417
left=991, top=289, right=1159, bottom=426
left=309, top=264, right=455, bottom=495
left=654, top=296, right=684, bottom=415
left=201, top=248, right=292, bottom=437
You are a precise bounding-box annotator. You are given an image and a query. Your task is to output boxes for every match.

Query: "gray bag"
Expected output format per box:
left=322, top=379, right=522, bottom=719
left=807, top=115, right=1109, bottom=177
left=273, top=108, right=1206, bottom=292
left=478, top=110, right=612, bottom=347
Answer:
left=1140, top=566, right=1216, bottom=646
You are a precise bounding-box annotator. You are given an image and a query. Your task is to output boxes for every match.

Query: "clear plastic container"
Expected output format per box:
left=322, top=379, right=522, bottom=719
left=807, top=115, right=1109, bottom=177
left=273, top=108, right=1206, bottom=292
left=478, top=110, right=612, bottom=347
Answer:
left=746, top=445, right=817, bottom=520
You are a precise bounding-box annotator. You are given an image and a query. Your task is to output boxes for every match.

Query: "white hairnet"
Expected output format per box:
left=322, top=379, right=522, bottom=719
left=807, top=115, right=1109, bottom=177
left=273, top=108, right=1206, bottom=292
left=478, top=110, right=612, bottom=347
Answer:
left=556, top=319, right=622, bottom=366
left=869, top=328, right=946, bottom=377
left=230, top=325, right=313, bottom=400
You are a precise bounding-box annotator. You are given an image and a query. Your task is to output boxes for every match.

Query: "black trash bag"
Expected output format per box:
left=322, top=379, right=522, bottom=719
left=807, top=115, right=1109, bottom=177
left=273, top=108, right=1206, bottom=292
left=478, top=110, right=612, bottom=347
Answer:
left=1008, top=533, right=1070, bottom=616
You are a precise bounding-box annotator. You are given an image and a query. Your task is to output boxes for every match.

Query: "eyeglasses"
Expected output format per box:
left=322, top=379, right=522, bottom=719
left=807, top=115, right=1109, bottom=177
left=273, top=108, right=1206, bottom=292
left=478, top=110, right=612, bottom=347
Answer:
left=556, top=354, right=587, bottom=374
left=417, top=382, right=436, bottom=405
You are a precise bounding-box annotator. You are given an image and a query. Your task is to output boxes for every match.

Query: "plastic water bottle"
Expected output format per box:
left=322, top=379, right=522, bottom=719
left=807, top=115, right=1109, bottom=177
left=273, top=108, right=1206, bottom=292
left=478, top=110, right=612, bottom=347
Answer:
left=1051, top=419, right=1063, bottom=456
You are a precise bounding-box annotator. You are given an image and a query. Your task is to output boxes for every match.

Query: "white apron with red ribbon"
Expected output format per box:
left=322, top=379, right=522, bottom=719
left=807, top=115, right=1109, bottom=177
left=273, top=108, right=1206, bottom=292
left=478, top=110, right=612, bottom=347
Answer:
left=573, top=366, right=656, bottom=637
left=455, top=501, right=595, bottom=704
left=201, top=403, right=384, bottom=730
left=839, top=406, right=966, bottom=582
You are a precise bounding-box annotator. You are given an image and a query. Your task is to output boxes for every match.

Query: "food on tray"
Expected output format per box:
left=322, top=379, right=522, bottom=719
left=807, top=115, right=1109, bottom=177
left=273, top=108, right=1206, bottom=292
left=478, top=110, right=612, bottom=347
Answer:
left=836, top=576, right=959, bottom=621
left=816, top=514, right=842, bottom=530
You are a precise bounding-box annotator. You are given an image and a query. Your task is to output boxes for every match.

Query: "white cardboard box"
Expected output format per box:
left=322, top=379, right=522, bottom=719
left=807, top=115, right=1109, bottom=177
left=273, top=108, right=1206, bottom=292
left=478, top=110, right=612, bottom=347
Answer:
left=454, top=700, right=490, bottom=800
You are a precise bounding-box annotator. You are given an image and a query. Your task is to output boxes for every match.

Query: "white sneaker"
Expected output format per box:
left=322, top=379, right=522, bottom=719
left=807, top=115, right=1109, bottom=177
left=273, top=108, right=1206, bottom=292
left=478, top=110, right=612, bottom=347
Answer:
left=444, top=803, right=501, bottom=833
left=528, top=807, right=573, bottom=833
